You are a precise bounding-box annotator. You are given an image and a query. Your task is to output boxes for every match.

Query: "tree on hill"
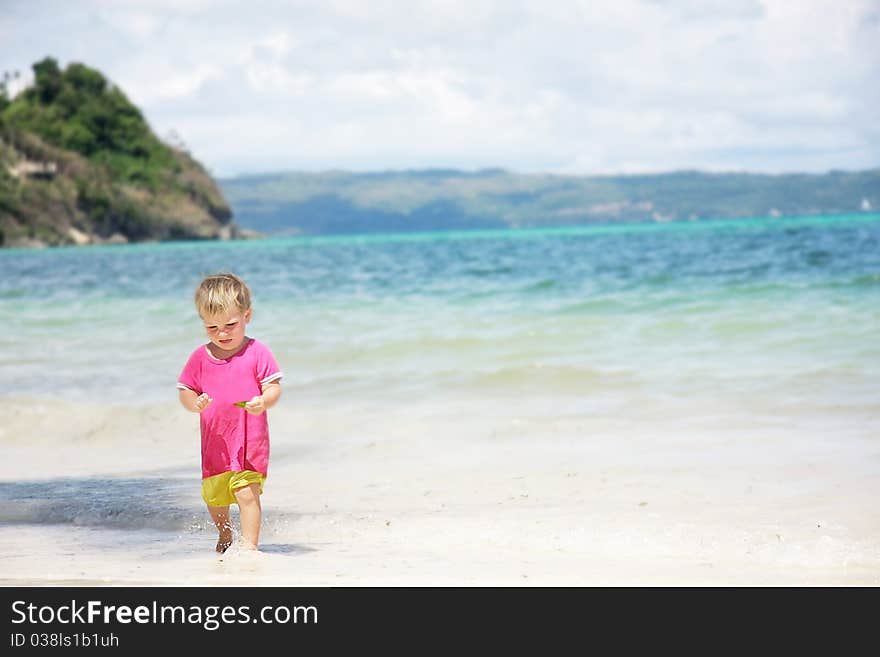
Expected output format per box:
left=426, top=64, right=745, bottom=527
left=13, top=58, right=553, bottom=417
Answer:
left=0, top=57, right=235, bottom=247
left=2, top=57, right=178, bottom=188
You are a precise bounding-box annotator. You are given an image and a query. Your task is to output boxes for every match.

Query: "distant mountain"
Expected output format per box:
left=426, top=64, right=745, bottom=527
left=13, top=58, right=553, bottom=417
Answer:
left=218, top=167, right=880, bottom=236
left=0, top=58, right=242, bottom=248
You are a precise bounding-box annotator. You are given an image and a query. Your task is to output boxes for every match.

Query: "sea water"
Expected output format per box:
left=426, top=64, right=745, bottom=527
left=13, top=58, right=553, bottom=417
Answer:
left=2, top=213, right=878, bottom=411
left=1, top=212, right=878, bottom=583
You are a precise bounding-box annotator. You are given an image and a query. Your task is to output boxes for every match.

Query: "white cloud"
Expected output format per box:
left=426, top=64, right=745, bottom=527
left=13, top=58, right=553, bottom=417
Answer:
left=259, top=32, right=295, bottom=57
left=125, top=63, right=225, bottom=103
left=1, top=0, right=877, bottom=176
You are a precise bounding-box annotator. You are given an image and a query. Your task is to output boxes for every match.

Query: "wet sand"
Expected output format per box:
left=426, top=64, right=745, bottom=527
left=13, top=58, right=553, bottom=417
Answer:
left=1, top=398, right=878, bottom=586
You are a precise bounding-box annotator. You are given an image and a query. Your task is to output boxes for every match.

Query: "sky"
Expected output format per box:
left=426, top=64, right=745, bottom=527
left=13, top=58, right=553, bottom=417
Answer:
left=1, top=0, right=878, bottom=178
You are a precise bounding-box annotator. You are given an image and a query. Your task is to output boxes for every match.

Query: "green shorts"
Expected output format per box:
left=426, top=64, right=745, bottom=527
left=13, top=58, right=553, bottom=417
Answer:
left=201, top=470, right=265, bottom=507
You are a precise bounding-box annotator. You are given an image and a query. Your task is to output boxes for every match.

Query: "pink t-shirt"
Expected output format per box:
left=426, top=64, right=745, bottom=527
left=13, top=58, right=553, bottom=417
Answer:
left=177, top=337, right=282, bottom=479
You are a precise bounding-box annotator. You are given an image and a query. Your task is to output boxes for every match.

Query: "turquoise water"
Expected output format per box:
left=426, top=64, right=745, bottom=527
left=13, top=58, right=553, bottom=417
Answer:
left=2, top=213, right=879, bottom=423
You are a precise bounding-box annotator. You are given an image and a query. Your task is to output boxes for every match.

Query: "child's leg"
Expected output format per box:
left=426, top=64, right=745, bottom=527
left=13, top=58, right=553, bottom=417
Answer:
left=207, top=504, right=233, bottom=553
left=233, top=483, right=262, bottom=550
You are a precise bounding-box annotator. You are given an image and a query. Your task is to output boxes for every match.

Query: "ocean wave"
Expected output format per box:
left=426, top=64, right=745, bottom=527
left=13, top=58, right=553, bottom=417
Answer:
left=314, top=333, right=532, bottom=364
left=0, top=476, right=201, bottom=531
left=453, top=364, right=642, bottom=394
left=849, top=272, right=880, bottom=287
left=521, top=278, right=558, bottom=293
left=0, top=288, right=27, bottom=299
left=462, top=265, right=515, bottom=277
left=0, top=475, right=304, bottom=532
left=276, top=361, right=643, bottom=400
left=0, top=398, right=196, bottom=447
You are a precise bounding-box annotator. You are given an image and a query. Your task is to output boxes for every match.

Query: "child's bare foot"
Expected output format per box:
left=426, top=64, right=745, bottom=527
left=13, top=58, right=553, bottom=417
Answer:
left=216, top=530, right=233, bottom=553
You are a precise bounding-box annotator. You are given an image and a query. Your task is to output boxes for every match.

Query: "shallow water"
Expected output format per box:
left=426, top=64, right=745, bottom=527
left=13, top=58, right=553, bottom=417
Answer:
left=2, top=213, right=878, bottom=408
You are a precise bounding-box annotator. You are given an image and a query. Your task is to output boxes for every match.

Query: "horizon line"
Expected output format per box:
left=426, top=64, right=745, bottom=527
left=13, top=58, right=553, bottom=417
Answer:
left=217, top=164, right=880, bottom=181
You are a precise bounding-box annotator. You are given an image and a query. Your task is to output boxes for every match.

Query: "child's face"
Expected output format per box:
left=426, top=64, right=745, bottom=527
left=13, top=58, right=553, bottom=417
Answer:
left=202, top=307, right=251, bottom=354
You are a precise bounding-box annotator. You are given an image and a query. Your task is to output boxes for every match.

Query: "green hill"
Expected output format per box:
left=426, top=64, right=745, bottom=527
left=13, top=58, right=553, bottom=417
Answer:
left=218, top=167, right=880, bottom=236
left=0, top=58, right=239, bottom=248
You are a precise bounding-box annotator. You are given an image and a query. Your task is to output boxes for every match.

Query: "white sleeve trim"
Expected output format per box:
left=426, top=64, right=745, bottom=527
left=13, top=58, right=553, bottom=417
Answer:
left=261, top=372, right=283, bottom=384
left=176, top=383, right=195, bottom=391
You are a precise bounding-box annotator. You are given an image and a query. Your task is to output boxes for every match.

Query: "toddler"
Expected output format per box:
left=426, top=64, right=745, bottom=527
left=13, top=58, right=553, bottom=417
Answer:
left=177, top=272, right=282, bottom=552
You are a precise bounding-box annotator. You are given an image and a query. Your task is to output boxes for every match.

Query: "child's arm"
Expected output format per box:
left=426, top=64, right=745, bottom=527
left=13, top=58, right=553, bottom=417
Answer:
left=244, top=381, right=281, bottom=416
left=179, top=388, right=212, bottom=413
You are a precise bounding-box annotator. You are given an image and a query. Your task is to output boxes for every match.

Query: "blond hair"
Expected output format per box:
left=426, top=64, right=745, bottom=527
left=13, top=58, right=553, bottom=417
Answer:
left=194, top=272, right=252, bottom=318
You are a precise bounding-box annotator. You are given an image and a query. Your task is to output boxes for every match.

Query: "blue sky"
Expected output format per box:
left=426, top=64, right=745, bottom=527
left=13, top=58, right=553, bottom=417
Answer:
left=2, top=0, right=878, bottom=178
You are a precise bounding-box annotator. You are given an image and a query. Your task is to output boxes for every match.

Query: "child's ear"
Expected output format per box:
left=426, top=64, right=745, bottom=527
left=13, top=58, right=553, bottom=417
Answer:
left=245, top=308, right=253, bottom=322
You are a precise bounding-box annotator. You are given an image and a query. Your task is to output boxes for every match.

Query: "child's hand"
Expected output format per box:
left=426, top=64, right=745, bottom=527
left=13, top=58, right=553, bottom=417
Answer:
left=195, top=393, right=212, bottom=412
left=244, top=395, right=266, bottom=415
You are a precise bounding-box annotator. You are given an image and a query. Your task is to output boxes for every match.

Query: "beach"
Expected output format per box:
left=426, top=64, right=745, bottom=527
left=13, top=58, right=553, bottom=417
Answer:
left=1, top=215, right=879, bottom=586
left=2, top=389, right=878, bottom=586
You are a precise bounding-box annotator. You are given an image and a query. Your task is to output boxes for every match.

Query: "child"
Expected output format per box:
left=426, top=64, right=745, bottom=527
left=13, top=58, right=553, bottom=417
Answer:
left=177, top=272, right=282, bottom=553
